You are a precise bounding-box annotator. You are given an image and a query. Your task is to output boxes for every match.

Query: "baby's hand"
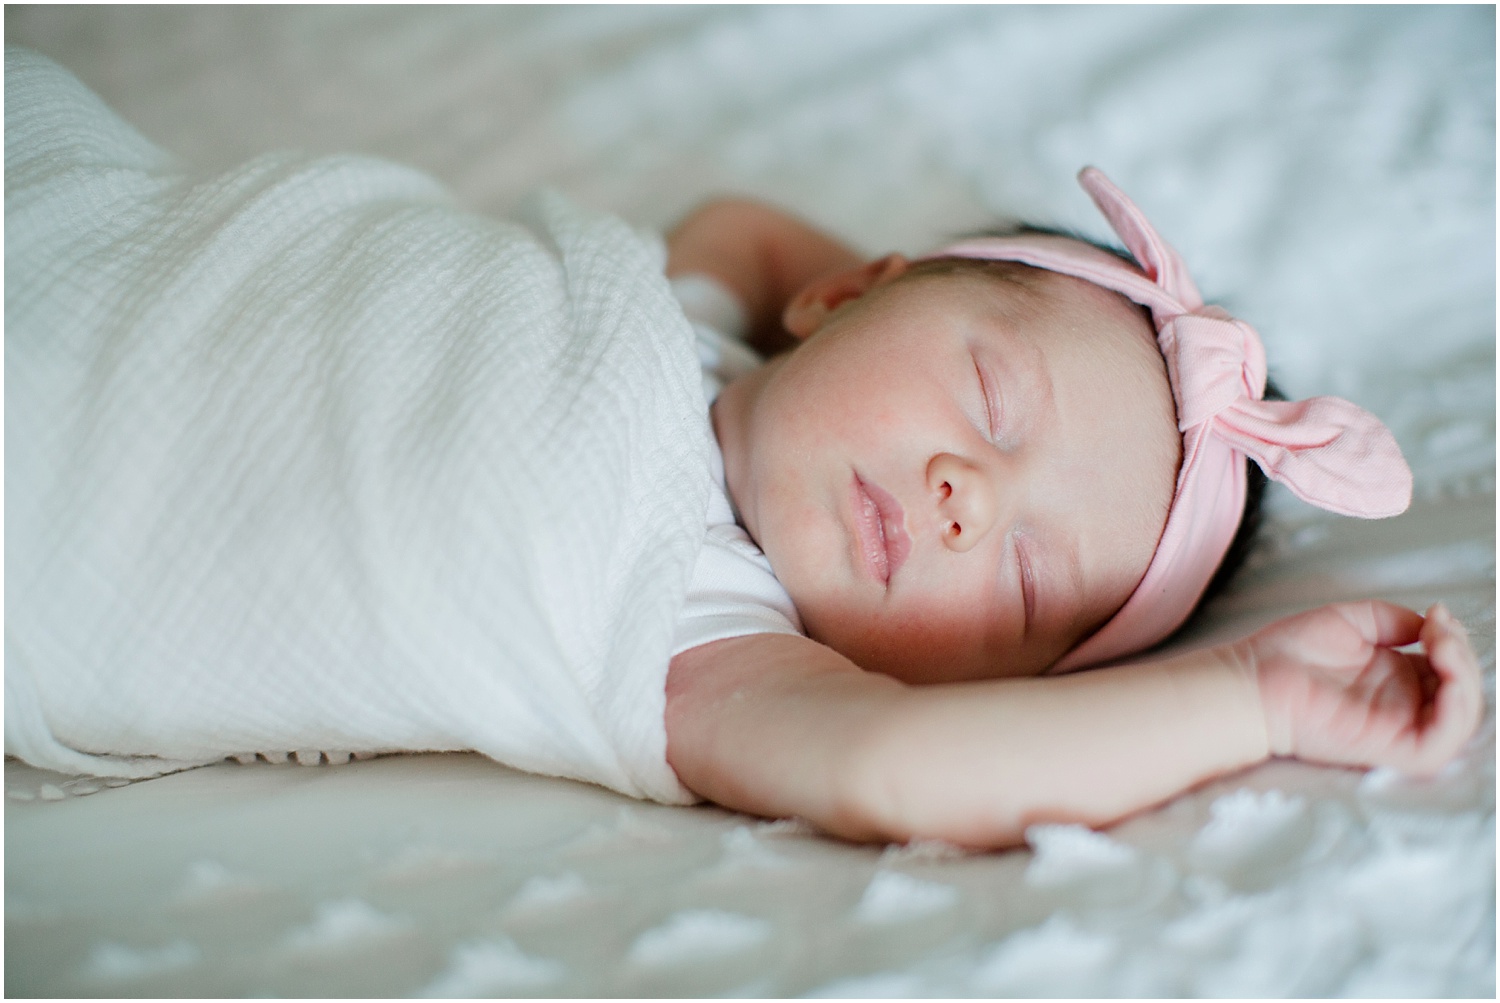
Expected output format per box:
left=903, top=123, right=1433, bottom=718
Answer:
left=1241, top=601, right=1483, bottom=775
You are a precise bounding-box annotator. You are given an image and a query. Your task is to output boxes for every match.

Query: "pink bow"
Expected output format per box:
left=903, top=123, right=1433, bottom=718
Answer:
left=1085, top=167, right=1411, bottom=520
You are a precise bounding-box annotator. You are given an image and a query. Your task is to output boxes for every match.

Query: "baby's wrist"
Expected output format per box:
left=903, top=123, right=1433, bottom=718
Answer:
left=1187, top=640, right=1275, bottom=765
left=1218, top=638, right=1277, bottom=761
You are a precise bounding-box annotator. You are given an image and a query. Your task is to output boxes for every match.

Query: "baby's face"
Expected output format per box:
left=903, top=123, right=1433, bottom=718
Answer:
left=714, top=262, right=1180, bottom=682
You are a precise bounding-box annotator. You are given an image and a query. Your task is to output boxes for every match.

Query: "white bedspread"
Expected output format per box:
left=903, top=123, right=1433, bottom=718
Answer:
left=5, top=7, right=1492, bottom=998
left=6, top=48, right=705, bottom=804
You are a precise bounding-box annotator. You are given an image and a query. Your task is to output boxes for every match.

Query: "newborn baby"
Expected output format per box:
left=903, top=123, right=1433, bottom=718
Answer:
left=661, top=169, right=1482, bottom=847
left=7, top=50, right=1480, bottom=849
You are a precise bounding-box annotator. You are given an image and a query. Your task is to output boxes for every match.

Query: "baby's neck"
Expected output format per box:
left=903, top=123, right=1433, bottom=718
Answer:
left=710, top=356, right=783, bottom=545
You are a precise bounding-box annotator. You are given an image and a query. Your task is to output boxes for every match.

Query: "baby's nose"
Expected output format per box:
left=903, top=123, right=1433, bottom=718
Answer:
left=927, top=453, right=999, bottom=552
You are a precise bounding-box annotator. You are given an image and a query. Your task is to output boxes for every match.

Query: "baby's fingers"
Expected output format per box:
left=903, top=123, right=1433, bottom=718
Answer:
left=1333, top=600, right=1425, bottom=649
left=1405, top=605, right=1484, bottom=775
left=1259, top=601, right=1423, bottom=673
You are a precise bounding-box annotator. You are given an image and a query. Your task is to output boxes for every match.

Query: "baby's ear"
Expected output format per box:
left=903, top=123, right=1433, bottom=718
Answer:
left=782, top=254, right=908, bottom=338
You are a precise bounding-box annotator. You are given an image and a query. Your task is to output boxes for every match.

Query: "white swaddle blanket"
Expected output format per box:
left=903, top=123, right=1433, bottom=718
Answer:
left=5, top=48, right=708, bottom=805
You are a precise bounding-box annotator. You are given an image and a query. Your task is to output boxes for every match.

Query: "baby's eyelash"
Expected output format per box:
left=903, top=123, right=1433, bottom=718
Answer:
left=974, top=357, right=1000, bottom=437
left=1016, top=537, right=1036, bottom=632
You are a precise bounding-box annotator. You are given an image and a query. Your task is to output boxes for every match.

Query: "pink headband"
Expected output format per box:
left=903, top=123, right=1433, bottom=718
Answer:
left=929, top=167, right=1412, bottom=671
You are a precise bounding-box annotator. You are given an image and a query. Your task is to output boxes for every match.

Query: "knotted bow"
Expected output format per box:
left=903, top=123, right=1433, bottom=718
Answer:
left=929, top=167, right=1412, bottom=670
left=1082, top=167, right=1410, bottom=520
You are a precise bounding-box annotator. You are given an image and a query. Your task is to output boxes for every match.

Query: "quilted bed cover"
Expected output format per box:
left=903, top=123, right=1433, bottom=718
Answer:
left=5, top=6, right=1494, bottom=998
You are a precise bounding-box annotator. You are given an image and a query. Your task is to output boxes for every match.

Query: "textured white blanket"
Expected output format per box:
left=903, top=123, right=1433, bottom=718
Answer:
left=4, top=48, right=707, bottom=804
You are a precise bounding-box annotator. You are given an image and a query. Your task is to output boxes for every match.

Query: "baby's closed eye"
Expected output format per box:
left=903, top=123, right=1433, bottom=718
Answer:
left=1013, top=532, right=1036, bottom=633
left=972, top=354, right=1002, bottom=439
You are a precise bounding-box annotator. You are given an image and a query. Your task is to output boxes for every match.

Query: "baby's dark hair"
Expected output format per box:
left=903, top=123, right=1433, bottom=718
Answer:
left=926, top=221, right=1280, bottom=613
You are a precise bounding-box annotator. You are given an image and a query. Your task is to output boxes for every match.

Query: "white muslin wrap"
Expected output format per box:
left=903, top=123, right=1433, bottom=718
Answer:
left=4, top=48, right=709, bottom=804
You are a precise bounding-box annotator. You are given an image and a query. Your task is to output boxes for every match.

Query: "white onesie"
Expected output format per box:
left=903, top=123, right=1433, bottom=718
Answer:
left=668, top=275, right=804, bottom=657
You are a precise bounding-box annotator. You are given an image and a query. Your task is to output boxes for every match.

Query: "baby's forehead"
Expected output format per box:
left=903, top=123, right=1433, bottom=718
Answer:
left=909, top=260, right=1158, bottom=357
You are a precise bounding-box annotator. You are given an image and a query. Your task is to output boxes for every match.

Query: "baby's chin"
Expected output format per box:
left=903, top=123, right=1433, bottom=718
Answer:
left=805, top=620, right=1066, bottom=684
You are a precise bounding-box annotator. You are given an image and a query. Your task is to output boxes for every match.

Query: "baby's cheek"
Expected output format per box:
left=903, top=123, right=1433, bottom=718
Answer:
left=838, top=607, right=999, bottom=684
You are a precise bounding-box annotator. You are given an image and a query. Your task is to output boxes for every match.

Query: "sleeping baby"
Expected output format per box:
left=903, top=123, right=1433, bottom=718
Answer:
left=658, top=171, right=1482, bottom=846
left=6, top=48, right=1482, bottom=848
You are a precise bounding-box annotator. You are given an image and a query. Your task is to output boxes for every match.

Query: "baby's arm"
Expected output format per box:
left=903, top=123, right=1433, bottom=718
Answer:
left=665, top=601, right=1481, bottom=848
left=668, top=631, right=1269, bottom=847
left=665, top=198, right=862, bottom=355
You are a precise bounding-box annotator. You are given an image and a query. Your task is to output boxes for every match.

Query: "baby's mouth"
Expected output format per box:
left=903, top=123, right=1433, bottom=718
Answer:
left=852, top=475, right=911, bottom=586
